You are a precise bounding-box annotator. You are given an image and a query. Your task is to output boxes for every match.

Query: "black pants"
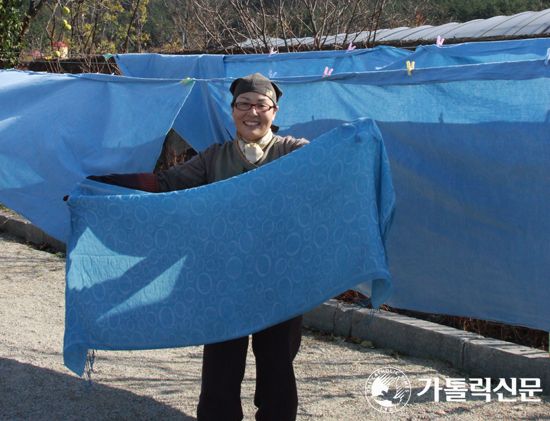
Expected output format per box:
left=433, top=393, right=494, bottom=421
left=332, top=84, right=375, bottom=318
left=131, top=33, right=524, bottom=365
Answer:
left=197, top=315, right=303, bottom=421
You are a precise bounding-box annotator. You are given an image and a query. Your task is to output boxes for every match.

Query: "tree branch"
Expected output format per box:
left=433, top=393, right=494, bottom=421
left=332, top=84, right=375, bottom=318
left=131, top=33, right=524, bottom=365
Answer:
left=123, top=0, right=142, bottom=53
left=17, top=0, right=50, bottom=46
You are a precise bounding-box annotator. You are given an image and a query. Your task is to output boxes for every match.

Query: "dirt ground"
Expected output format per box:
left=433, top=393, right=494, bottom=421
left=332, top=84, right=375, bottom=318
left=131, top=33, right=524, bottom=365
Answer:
left=1, top=230, right=549, bottom=420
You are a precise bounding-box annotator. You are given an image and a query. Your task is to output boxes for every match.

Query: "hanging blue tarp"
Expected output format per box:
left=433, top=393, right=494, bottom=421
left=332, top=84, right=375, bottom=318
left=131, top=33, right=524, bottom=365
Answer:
left=0, top=70, right=193, bottom=241
left=115, top=46, right=411, bottom=151
left=64, top=118, right=395, bottom=376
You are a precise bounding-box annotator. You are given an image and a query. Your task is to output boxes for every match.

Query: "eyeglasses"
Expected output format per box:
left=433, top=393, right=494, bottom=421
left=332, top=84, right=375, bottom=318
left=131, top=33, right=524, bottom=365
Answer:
left=233, top=102, right=276, bottom=112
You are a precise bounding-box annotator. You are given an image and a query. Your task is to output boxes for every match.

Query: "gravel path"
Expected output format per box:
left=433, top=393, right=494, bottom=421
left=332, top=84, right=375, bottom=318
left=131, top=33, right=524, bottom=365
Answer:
left=1, top=230, right=548, bottom=420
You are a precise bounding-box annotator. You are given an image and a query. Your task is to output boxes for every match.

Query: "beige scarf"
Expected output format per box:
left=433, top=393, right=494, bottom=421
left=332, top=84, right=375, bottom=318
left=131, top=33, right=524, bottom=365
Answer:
left=236, top=130, right=273, bottom=164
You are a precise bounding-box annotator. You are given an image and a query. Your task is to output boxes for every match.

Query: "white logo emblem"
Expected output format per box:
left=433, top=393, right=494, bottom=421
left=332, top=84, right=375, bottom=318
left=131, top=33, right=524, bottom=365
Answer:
left=365, top=367, right=411, bottom=413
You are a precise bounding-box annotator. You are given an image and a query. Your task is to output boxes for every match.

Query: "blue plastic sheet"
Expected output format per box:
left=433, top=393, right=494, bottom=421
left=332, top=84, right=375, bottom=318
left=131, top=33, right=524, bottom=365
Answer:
left=64, top=118, right=395, bottom=376
left=0, top=70, right=193, bottom=242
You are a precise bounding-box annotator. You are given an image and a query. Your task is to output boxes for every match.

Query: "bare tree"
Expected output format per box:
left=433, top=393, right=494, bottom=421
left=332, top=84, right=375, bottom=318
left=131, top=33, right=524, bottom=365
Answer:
left=382, top=0, right=443, bottom=28
left=181, top=0, right=392, bottom=53
left=123, top=0, right=141, bottom=52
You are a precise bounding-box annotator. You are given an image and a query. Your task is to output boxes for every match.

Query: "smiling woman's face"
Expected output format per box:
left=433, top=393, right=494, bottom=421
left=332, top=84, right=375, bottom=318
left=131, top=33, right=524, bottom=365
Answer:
left=232, top=92, right=278, bottom=142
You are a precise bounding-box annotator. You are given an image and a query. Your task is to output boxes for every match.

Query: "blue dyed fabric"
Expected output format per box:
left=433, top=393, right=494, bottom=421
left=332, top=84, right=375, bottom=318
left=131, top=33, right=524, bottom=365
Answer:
left=4, top=40, right=550, bottom=347
left=114, top=46, right=410, bottom=80
left=183, top=58, right=550, bottom=334
left=115, top=54, right=225, bottom=79
left=64, top=118, right=395, bottom=376
left=381, top=38, right=550, bottom=70
left=0, top=70, right=192, bottom=241
left=115, top=46, right=411, bottom=151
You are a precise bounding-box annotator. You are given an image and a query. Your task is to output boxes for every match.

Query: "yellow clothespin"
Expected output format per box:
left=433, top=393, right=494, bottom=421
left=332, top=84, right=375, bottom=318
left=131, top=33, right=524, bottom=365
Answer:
left=406, top=61, right=415, bottom=77
left=180, top=77, right=194, bottom=85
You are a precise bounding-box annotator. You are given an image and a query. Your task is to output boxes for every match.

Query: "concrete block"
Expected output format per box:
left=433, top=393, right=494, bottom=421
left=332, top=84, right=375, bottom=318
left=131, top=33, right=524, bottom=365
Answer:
left=463, top=338, right=550, bottom=393
left=333, top=303, right=356, bottom=337
left=302, top=299, right=337, bottom=332
left=351, top=309, right=483, bottom=369
left=0, top=212, right=66, bottom=252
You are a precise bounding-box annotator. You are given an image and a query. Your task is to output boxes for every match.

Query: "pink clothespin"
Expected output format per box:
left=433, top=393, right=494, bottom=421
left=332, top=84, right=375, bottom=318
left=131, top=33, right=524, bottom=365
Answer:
left=323, top=67, right=333, bottom=77
left=346, top=42, right=356, bottom=53
left=269, top=47, right=278, bottom=57
left=436, top=36, right=445, bottom=47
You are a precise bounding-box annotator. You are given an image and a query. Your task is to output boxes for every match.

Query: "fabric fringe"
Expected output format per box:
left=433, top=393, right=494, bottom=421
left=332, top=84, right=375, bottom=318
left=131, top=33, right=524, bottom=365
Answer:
left=353, top=297, right=377, bottom=326
left=82, top=350, right=95, bottom=395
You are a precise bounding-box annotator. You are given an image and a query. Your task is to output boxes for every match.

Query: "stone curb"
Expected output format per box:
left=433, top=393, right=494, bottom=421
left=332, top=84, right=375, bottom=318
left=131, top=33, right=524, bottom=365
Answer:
left=303, top=300, right=550, bottom=394
left=0, top=212, right=66, bottom=252
left=2, top=213, right=548, bottom=394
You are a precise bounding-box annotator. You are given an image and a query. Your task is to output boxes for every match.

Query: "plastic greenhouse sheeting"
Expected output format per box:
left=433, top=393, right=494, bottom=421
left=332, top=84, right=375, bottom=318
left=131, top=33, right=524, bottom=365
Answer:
left=115, top=46, right=411, bottom=152
left=223, top=9, right=550, bottom=47
left=0, top=70, right=193, bottom=241
left=63, top=118, right=395, bottom=375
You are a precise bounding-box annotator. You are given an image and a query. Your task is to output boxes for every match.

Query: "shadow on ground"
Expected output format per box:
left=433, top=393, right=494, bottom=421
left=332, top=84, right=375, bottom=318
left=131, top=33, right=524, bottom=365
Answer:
left=0, top=357, right=195, bottom=420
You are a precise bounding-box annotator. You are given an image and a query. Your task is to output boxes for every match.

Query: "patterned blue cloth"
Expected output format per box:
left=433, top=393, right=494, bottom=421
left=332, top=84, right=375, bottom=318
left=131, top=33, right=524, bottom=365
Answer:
left=381, top=38, right=550, bottom=70
left=64, top=118, right=395, bottom=376
left=0, top=70, right=192, bottom=242
left=6, top=40, right=549, bottom=361
left=192, top=58, right=550, bottom=334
